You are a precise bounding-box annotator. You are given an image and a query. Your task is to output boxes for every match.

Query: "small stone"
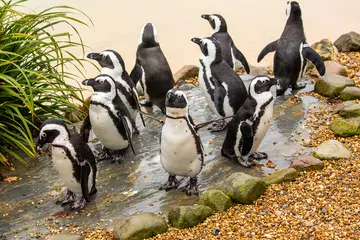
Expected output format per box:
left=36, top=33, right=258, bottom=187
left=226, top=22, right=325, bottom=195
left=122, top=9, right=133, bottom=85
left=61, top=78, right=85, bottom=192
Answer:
left=264, top=234, right=272, bottom=239
left=218, top=172, right=266, bottom=204
left=113, top=212, right=168, bottom=240
left=334, top=31, right=360, bottom=52
left=173, top=65, right=199, bottom=84
left=314, top=73, right=354, bottom=98
left=340, top=87, right=360, bottom=101
left=168, top=205, right=213, bottom=229
left=274, top=210, right=282, bottom=216
left=334, top=101, right=356, bottom=113
left=312, top=140, right=351, bottom=160
left=211, top=228, right=220, bottom=236
left=339, top=103, right=360, bottom=118
left=321, top=208, right=328, bottom=215
left=47, top=233, right=83, bottom=240
left=263, top=168, right=298, bottom=186
left=198, top=190, right=232, bottom=212
left=289, top=156, right=324, bottom=171
left=311, top=39, right=336, bottom=61
left=330, top=117, right=360, bottom=137
left=305, top=221, right=314, bottom=227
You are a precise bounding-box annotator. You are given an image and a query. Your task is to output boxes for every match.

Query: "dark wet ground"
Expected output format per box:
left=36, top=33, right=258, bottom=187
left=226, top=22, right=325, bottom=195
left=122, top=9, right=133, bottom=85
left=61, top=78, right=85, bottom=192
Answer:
left=0, top=77, right=321, bottom=238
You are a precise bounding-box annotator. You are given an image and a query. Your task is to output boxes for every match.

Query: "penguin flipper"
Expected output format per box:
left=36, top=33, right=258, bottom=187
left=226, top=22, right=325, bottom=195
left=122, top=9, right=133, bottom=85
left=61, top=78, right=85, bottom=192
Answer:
left=80, top=162, right=91, bottom=202
left=257, top=40, right=278, bottom=63
left=194, top=115, right=234, bottom=131
left=302, top=46, right=326, bottom=76
left=232, top=44, right=250, bottom=74
left=132, top=88, right=146, bottom=127
left=240, top=120, right=253, bottom=156
left=120, top=114, right=136, bottom=155
left=80, top=115, right=91, bottom=142
left=130, top=61, right=142, bottom=85
left=211, top=76, right=226, bottom=116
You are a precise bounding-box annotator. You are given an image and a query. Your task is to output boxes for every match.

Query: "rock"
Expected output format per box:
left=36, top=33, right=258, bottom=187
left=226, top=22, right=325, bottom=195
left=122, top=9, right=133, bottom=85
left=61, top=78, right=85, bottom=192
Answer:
left=340, top=87, right=360, bottom=100
left=311, top=39, right=336, bottom=61
left=168, top=204, right=213, bottom=229
left=263, top=168, right=298, bottom=186
left=334, top=101, right=356, bottom=113
left=218, top=172, right=266, bottom=204
left=312, top=140, right=351, bottom=160
left=289, top=156, right=324, bottom=171
left=334, top=31, right=360, bottom=52
left=324, top=61, right=348, bottom=77
left=199, top=190, right=232, bottom=212
left=249, top=66, right=268, bottom=76
left=339, top=103, right=360, bottom=118
left=314, top=73, right=354, bottom=98
left=173, top=65, right=199, bottom=84
left=211, top=228, right=221, bottom=236
left=136, top=82, right=144, bottom=96
left=47, top=234, right=83, bottom=240
left=329, top=116, right=360, bottom=137
left=178, top=83, right=196, bottom=91
left=113, top=212, right=168, bottom=240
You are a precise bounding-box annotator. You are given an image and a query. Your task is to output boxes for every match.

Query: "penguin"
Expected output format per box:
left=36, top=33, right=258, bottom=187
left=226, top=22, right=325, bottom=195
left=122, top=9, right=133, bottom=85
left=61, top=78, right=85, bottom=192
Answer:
left=201, top=14, right=250, bottom=73
left=36, top=119, right=97, bottom=211
left=257, top=1, right=325, bottom=96
left=82, top=74, right=135, bottom=163
left=191, top=37, right=248, bottom=131
left=221, top=76, right=277, bottom=167
left=130, top=23, right=174, bottom=114
left=81, top=50, right=145, bottom=143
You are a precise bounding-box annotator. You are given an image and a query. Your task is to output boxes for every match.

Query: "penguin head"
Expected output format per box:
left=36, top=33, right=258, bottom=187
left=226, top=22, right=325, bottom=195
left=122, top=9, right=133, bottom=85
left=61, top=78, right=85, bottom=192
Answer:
left=36, top=119, right=69, bottom=151
left=87, top=50, right=125, bottom=74
left=201, top=14, right=227, bottom=33
left=82, top=74, right=117, bottom=95
left=249, top=76, right=277, bottom=96
left=191, top=37, right=222, bottom=63
left=286, top=1, right=302, bottom=21
left=139, top=23, right=159, bottom=48
left=165, top=88, right=189, bottom=117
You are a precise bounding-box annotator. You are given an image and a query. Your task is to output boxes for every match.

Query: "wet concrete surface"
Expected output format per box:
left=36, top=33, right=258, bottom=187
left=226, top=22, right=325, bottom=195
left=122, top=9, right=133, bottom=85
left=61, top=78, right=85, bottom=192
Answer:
left=0, top=77, right=322, bottom=238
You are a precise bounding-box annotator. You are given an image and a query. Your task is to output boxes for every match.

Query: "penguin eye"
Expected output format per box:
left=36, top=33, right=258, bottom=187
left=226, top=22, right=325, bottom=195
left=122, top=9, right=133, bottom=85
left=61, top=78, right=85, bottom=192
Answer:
left=99, top=79, right=105, bottom=84
left=41, top=132, right=47, bottom=138
left=177, top=95, right=181, bottom=98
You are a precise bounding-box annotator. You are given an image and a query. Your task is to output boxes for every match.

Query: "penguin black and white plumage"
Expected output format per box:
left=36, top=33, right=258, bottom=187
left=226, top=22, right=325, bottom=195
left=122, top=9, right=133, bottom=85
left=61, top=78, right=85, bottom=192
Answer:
left=221, top=76, right=277, bottom=167
left=36, top=119, right=97, bottom=211
left=191, top=37, right=248, bottom=131
left=82, top=74, right=135, bottom=163
left=130, top=23, right=174, bottom=114
left=159, top=89, right=203, bottom=196
left=201, top=14, right=250, bottom=73
left=257, top=1, right=325, bottom=96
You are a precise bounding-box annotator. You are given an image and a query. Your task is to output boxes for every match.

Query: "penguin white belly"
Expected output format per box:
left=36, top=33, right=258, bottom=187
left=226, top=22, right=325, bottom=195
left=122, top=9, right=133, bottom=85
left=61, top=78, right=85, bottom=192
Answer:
left=89, top=105, right=129, bottom=150
left=51, top=147, right=82, bottom=193
left=249, top=103, right=274, bottom=154
left=198, top=68, right=220, bottom=116
left=160, top=120, right=202, bottom=178
left=141, top=67, right=150, bottom=102
left=222, top=83, right=234, bottom=118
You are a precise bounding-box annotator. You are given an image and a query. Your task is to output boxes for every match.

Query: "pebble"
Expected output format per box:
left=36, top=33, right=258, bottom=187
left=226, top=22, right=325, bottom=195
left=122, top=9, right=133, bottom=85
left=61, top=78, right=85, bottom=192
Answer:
left=211, top=228, right=220, bottom=236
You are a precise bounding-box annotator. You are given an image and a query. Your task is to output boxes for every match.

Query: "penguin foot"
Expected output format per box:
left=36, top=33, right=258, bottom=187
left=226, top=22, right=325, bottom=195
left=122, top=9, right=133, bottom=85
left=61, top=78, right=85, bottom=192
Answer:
left=238, top=156, right=256, bottom=168
left=294, top=82, right=307, bottom=89
left=133, top=126, right=140, bottom=135
left=208, top=120, right=228, bottom=132
left=56, top=190, right=75, bottom=206
left=90, top=185, right=97, bottom=195
left=97, top=148, right=111, bottom=161
left=159, top=175, right=179, bottom=191
left=184, top=177, right=199, bottom=196
left=140, top=100, right=153, bottom=107
left=70, top=197, right=87, bottom=211
left=111, top=149, right=126, bottom=164
left=250, top=152, right=268, bottom=160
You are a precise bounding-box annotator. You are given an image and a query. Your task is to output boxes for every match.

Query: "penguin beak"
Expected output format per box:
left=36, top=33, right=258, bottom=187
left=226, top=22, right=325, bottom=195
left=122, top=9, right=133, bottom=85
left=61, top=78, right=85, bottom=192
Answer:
left=36, top=141, right=44, bottom=152
left=270, top=77, right=278, bottom=86
left=201, top=14, right=210, bottom=20
left=191, top=38, right=201, bottom=46
left=82, top=78, right=96, bottom=87
left=87, top=52, right=102, bottom=61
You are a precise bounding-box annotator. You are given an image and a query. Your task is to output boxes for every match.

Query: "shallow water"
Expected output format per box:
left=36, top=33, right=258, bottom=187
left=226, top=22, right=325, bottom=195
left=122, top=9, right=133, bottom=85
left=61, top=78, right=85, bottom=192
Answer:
left=0, top=78, right=323, bottom=238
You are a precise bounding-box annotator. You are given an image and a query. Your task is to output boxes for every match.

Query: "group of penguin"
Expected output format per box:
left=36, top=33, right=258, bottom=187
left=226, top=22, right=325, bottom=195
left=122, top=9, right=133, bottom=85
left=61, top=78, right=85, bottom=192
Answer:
left=35, top=1, right=326, bottom=210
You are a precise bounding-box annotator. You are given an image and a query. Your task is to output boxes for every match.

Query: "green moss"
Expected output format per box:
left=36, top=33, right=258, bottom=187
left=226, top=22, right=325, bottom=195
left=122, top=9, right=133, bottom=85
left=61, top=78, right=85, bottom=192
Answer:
left=339, top=104, right=360, bottom=118
left=263, top=168, right=298, bottom=186
left=330, top=117, right=360, bottom=137
left=168, top=205, right=213, bottom=229
left=199, top=190, right=232, bottom=212
left=315, top=74, right=354, bottom=99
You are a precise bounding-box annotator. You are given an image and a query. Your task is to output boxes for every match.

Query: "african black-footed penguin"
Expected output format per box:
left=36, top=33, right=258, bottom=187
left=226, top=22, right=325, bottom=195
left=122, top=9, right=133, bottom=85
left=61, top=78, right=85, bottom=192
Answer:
left=82, top=74, right=135, bottom=163
left=191, top=37, right=247, bottom=131
left=159, top=89, right=204, bottom=196
left=221, top=76, right=277, bottom=167
left=130, top=23, right=174, bottom=114
left=201, top=14, right=250, bottom=73
left=257, top=1, right=325, bottom=96
left=36, top=119, right=97, bottom=210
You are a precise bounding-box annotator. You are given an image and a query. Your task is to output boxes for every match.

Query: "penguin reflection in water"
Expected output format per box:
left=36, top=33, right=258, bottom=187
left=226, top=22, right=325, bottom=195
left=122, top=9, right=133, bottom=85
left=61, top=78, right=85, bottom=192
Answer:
left=257, top=1, right=325, bottom=96
left=192, top=37, right=248, bottom=132
left=222, top=76, right=277, bottom=167
left=82, top=74, right=135, bottom=163
left=141, top=89, right=233, bottom=196
left=36, top=119, right=97, bottom=210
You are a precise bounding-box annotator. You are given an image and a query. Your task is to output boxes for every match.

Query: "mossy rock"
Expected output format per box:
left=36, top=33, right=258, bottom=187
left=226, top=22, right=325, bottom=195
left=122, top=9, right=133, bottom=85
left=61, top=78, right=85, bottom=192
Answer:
left=330, top=116, right=360, bottom=137
left=168, top=204, right=213, bottom=229
left=311, top=39, right=336, bottom=61
left=218, top=172, right=266, bottom=204
left=312, top=140, right=351, bottom=160
left=199, top=190, right=232, bottom=212
left=340, top=87, right=360, bottom=101
left=339, top=103, right=360, bottom=118
left=314, top=73, right=354, bottom=98
left=263, top=168, right=298, bottom=186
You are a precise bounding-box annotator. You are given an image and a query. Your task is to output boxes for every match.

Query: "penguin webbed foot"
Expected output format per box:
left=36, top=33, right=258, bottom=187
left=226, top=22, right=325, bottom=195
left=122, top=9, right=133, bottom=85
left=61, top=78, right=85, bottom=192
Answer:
left=56, top=189, right=75, bottom=206
left=238, top=156, right=256, bottom=168
left=111, top=150, right=126, bottom=164
left=294, top=82, right=307, bottom=90
left=133, top=125, right=140, bottom=135
left=208, top=120, right=228, bottom=132
left=184, top=177, right=199, bottom=196
left=70, top=197, right=87, bottom=211
left=97, top=148, right=111, bottom=161
left=159, top=175, right=180, bottom=191
left=250, top=152, right=268, bottom=160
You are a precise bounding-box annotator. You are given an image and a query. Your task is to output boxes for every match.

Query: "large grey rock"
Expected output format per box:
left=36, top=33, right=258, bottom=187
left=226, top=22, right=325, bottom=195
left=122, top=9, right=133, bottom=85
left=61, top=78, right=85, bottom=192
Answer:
left=199, top=190, right=232, bottom=212
left=340, top=87, right=360, bottom=101
left=314, top=73, right=354, bottom=98
left=218, top=172, right=266, bottom=204
left=311, top=39, right=336, bottom=61
left=324, top=61, right=348, bottom=77
left=263, top=168, right=298, bottom=186
left=47, top=234, right=83, bottom=240
left=334, top=31, right=360, bottom=52
left=339, top=103, right=360, bottom=118
left=330, top=116, right=360, bottom=137
left=289, top=156, right=324, bottom=171
left=168, top=204, right=213, bottom=229
left=312, top=140, right=351, bottom=160
left=113, top=212, right=168, bottom=240
left=173, top=65, right=199, bottom=84
left=334, top=101, right=356, bottom=113
left=249, top=66, right=268, bottom=76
